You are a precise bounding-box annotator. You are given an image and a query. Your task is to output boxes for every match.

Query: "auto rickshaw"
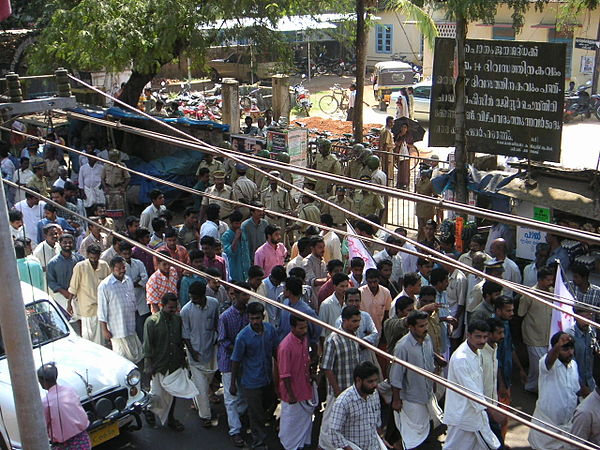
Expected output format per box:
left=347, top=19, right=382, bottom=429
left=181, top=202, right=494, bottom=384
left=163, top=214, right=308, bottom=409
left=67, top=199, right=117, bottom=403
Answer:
left=371, top=61, right=416, bottom=111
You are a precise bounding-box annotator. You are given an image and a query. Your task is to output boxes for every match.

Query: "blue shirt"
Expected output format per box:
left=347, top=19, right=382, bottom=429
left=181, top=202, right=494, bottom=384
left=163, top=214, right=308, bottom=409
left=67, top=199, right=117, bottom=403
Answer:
left=549, top=246, right=571, bottom=271
left=261, top=277, right=284, bottom=325
left=179, top=274, right=207, bottom=307
left=231, top=322, right=278, bottom=389
left=221, top=229, right=251, bottom=282
left=277, top=298, right=321, bottom=348
left=566, top=324, right=596, bottom=391
left=37, top=217, right=74, bottom=243
left=217, top=305, right=249, bottom=373
left=46, top=252, right=84, bottom=292
left=497, top=319, right=514, bottom=388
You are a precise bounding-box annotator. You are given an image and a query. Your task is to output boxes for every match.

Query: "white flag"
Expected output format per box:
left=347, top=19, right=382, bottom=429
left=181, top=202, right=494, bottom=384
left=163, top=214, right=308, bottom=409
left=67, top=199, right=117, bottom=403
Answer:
left=346, top=222, right=377, bottom=274
left=550, top=267, right=576, bottom=345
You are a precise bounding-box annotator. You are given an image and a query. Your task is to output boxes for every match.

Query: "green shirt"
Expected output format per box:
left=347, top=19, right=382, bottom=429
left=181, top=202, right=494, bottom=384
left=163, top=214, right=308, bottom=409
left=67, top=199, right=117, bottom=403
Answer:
left=143, top=311, right=186, bottom=375
left=383, top=316, right=408, bottom=354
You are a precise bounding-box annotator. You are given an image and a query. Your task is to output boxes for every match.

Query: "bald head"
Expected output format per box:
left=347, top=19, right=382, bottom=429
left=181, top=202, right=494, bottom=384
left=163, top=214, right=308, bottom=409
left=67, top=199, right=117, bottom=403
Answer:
left=490, top=238, right=507, bottom=259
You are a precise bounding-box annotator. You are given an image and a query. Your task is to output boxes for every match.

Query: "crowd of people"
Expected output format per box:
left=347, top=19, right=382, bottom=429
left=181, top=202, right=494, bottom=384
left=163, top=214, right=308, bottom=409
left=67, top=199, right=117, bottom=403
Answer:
left=4, top=129, right=600, bottom=450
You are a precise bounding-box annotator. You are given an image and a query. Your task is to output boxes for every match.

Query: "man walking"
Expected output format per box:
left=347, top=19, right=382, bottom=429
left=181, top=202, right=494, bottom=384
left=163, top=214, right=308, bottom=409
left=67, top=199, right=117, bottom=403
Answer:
left=143, top=293, right=198, bottom=431
left=68, top=244, right=111, bottom=344
left=230, top=302, right=278, bottom=450
left=181, top=281, right=219, bottom=428
left=139, top=189, right=166, bottom=233
left=218, top=282, right=251, bottom=447
left=254, top=224, right=287, bottom=276
left=277, top=315, right=316, bottom=450
left=47, top=233, right=84, bottom=313
left=97, top=256, right=143, bottom=362
left=390, top=310, right=443, bottom=450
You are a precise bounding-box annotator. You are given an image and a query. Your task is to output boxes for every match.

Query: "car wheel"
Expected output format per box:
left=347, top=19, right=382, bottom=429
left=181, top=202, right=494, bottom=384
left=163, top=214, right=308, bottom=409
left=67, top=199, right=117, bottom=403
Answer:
left=379, top=99, right=387, bottom=111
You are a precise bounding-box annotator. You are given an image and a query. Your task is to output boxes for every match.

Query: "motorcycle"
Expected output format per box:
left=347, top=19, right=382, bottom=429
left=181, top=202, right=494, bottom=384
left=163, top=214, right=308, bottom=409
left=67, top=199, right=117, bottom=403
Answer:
left=564, top=86, right=594, bottom=122
left=291, top=79, right=312, bottom=116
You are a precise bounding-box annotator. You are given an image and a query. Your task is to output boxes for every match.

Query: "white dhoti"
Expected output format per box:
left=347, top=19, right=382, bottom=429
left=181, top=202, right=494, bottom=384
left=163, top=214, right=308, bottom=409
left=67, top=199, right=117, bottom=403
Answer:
left=81, top=316, right=102, bottom=345
left=525, top=346, right=547, bottom=392
left=83, top=185, right=105, bottom=208
left=111, top=335, right=143, bottom=363
left=443, top=425, right=500, bottom=450
left=339, top=434, right=388, bottom=450
left=149, top=368, right=200, bottom=426
left=528, top=409, right=572, bottom=450
left=395, top=396, right=443, bottom=449
left=279, top=400, right=315, bottom=450
left=318, top=393, right=336, bottom=450
left=188, top=351, right=217, bottom=420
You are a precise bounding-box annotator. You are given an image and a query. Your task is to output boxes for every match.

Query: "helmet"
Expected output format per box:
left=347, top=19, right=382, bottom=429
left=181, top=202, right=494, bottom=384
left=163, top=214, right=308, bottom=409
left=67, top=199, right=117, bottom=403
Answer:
left=360, top=148, right=373, bottom=163
left=352, top=143, right=365, bottom=155
left=257, top=150, right=271, bottom=159
left=108, top=149, right=120, bottom=162
left=366, top=155, right=380, bottom=170
left=220, top=141, right=232, bottom=150
left=276, top=152, right=290, bottom=163
left=318, top=139, right=332, bottom=153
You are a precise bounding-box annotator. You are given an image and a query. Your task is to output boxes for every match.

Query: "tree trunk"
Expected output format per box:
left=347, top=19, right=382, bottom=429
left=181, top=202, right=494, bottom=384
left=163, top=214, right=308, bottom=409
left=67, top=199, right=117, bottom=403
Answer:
left=453, top=14, right=468, bottom=204
left=353, top=0, right=366, bottom=142
left=119, top=70, right=156, bottom=108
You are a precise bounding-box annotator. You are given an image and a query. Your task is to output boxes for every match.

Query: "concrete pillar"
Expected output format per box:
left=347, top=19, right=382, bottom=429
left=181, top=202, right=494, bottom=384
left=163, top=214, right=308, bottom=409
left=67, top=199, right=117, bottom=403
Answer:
left=272, top=74, right=290, bottom=125
left=221, top=78, right=240, bottom=134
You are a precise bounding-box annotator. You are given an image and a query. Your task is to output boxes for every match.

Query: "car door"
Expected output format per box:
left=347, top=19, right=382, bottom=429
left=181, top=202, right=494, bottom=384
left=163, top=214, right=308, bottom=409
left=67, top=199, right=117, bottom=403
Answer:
left=412, top=85, right=431, bottom=115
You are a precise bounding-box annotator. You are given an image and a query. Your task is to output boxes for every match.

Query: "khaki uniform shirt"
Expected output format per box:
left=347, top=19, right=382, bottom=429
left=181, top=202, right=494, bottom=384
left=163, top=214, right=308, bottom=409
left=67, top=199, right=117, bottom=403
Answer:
left=27, top=174, right=49, bottom=197
left=352, top=191, right=384, bottom=217
left=261, top=187, right=291, bottom=226
left=202, top=184, right=237, bottom=218
left=232, top=176, right=258, bottom=202
left=68, top=259, right=111, bottom=317
left=196, top=159, right=224, bottom=185
left=297, top=203, right=321, bottom=232
left=322, top=196, right=353, bottom=227
left=313, top=154, right=342, bottom=197
left=415, top=178, right=435, bottom=219
left=346, top=159, right=364, bottom=180
left=102, top=164, right=131, bottom=187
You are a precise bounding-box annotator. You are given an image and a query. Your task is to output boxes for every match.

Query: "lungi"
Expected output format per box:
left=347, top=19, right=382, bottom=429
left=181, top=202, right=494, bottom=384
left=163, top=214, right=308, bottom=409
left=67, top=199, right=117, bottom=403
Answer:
left=528, top=408, right=572, bottom=450
left=148, top=368, right=199, bottom=425
left=111, top=334, right=143, bottom=363
left=279, top=400, right=315, bottom=450
left=395, top=396, right=443, bottom=449
left=80, top=316, right=102, bottom=345
left=188, top=351, right=217, bottom=420
left=318, top=393, right=337, bottom=450
left=83, top=185, right=105, bottom=208
left=338, top=434, right=387, bottom=450
left=51, top=431, right=91, bottom=450
left=443, top=425, right=500, bottom=450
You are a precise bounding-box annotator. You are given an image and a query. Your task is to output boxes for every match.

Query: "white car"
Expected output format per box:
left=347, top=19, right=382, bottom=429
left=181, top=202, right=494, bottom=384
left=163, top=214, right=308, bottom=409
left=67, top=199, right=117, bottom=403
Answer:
left=388, top=80, right=432, bottom=120
left=0, top=283, right=149, bottom=449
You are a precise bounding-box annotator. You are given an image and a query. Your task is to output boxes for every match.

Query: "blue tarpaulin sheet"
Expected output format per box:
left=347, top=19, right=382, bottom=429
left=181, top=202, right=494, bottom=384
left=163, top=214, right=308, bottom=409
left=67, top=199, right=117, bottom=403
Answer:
left=67, top=106, right=229, bottom=131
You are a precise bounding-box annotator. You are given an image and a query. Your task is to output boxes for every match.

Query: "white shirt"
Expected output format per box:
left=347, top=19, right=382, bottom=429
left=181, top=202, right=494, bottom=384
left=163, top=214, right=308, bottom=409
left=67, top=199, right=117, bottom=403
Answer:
left=534, top=354, right=579, bottom=426
left=14, top=199, right=46, bottom=245
left=373, top=249, right=403, bottom=283
left=401, top=242, right=418, bottom=274
left=443, top=341, right=489, bottom=432
left=78, top=163, right=104, bottom=189
left=200, top=220, right=220, bottom=240
left=33, top=240, right=59, bottom=271
left=139, top=203, right=166, bottom=233
left=446, top=269, right=468, bottom=314
left=286, top=255, right=304, bottom=274
left=10, top=225, right=26, bottom=242
left=53, top=177, right=71, bottom=189
left=502, top=257, right=522, bottom=297
left=523, top=262, right=538, bottom=288
left=13, top=168, right=33, bottom=203
left=480, top=343, right=498, bottom=401
left=125, top=258, right=149, bottom=315
left=349, top=90, right=356, bottom=108
left=322, top=230, right=342, bottom=263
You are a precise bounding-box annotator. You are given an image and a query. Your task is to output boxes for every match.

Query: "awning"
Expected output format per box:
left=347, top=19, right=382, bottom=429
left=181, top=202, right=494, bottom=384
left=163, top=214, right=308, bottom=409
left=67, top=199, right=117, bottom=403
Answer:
left=498, top=175, right=600, bottom=221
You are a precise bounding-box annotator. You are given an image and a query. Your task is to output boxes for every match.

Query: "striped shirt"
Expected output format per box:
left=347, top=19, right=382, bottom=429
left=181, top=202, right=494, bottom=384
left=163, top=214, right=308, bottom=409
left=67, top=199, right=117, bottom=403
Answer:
left=321, top=330, right=361, bottom=396
left=97, top=274, right=137, bottom=339
left=330, top=385, right=381, bottom=449
left=146, top=267, right=178, bottom=306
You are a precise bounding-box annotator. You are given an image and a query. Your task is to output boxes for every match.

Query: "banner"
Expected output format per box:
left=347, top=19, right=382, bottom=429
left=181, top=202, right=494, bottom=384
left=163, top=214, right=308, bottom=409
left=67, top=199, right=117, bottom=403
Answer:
left=346, top=222, right=376, bottom=274
left=550, top=266, right=576, bottom=345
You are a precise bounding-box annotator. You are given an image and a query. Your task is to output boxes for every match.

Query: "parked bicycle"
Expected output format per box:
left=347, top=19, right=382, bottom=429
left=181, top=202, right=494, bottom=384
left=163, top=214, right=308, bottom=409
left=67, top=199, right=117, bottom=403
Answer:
left=319, top=84, right=349, bottom=115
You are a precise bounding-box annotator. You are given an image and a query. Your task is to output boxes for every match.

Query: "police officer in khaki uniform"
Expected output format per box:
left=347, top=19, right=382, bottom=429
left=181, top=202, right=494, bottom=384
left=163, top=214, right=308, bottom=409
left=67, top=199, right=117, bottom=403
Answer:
left=345, top=143, right=366, bottom=180
left=260, top=170, right=292, bottom=230
left=27, top=162, right=49, bottom=197
left=287, top=192, right=321, bottom=238
left=201, top=170, right=238, bottom=220
left=322, top=186, right=353, bottom=228
left=196, top=153, right=224, bottom=186
left=101, top=149, right=130, bottom=215
left=352, top=175, right=385, bottom=219
left=311, top=139, right=342, bottom=198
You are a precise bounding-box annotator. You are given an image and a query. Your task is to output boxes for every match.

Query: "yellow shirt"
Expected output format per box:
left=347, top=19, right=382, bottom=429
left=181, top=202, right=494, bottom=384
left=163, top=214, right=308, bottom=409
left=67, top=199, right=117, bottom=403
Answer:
left=518, top=284, right=554, bottom=347
left=68, top=260, right=111, bottom=317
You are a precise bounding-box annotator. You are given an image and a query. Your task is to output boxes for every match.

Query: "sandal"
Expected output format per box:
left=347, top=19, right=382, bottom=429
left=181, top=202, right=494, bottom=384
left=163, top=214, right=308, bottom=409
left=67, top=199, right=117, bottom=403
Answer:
left=144, top=410, right=156, bottom=427
left=167, top=419, right=185, bottom=432
left=200, top=418, right=213, bottom=428
left=231, top=434, right=245, bottom=447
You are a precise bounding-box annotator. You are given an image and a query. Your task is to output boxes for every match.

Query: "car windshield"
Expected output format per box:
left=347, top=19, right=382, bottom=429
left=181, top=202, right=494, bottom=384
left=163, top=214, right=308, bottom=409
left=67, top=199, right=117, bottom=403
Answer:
left=0, top=301, right=69, bottom=357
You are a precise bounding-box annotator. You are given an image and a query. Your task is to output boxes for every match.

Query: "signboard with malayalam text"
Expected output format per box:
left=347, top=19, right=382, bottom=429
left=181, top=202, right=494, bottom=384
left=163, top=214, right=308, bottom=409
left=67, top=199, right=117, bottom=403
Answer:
left=575, top=37, right=600, bottom=50
left=516, top=204, right=550, bottom=260
left=430, top=38, right=566, bottom=162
